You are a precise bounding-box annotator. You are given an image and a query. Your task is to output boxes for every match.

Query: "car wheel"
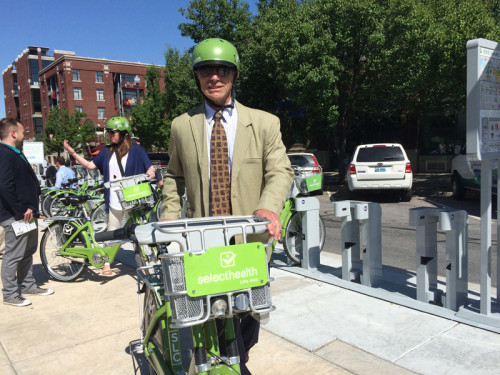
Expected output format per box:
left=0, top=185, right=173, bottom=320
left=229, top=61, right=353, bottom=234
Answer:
left=452, top=174, right=466, bottom=200
left=401, top=189, right=412, bottom=202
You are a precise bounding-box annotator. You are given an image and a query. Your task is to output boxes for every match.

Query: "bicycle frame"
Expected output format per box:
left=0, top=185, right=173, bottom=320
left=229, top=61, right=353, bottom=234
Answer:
left=138, top=266, right=184, bottom=375
left=46, top=218, right=121, bottom=268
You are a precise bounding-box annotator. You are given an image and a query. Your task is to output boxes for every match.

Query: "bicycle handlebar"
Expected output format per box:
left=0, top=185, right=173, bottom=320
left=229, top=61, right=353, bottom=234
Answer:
left=94, top=225, right=137, bottom=243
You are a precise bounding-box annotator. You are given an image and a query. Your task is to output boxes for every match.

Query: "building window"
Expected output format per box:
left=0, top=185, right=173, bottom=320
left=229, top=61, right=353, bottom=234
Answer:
left=74, top=87, right=82, bottom=100
left=98, top=107, right=105, bottom=119
left=75, top=106, right=83, bottom=113
left=29, top=59, right=40, bottom=84
left=95, top=71, right=103, bottom=83
left=96, top=89, right=104, bottom=101
left=62, top=88, right=65, bottom=101
left=35, top=118, right=43, bottom=135
left=60, top=71, right=64, bottom=83
left=72, top=69, right=81, bottom=81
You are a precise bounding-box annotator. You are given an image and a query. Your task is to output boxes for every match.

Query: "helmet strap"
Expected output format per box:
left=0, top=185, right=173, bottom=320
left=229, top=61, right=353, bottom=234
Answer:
left=196, top=75, right=238, bottom=111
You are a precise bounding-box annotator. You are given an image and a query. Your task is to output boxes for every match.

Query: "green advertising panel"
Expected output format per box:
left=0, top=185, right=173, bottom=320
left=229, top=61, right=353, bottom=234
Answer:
left=306, top=175, right=322, bottom=191
left=184, top=243, right=268, bottom=297
left=122, top=183, right=151, bottom=202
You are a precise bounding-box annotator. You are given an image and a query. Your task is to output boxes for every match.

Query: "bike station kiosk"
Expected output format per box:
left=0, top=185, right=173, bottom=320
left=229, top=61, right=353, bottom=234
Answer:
left=466, top=38, right=500, bottom=315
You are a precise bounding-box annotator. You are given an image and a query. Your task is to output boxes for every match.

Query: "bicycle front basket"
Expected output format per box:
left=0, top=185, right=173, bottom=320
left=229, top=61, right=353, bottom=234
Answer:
left=160, top=254, right=204, bottom=324
left=113, top=177, right=155, bottom=211
left=294, top=173, right=322, bottom=194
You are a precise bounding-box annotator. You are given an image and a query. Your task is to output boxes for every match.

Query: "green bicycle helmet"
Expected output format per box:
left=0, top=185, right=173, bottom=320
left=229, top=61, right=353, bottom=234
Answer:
left=192, top=38, right=240, bottom=71
left=105, top=116, right=131, bottom=133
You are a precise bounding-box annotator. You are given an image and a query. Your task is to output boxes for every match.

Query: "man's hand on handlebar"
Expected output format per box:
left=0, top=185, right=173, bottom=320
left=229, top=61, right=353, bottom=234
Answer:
left=253, top=209, right=281, bottom=241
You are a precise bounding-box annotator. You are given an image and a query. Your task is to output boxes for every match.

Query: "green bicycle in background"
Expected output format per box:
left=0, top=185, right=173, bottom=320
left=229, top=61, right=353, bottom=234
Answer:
left=274, top=165, right=326, bottom=265
left=95, top=215, right=274, bottom=374
left=39, top=174, right=162, bottom=281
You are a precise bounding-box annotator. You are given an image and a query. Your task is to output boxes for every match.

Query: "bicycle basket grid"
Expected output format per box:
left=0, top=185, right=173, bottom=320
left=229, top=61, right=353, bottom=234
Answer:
left=155, top=216, right=274, bottom=327
left=110, top=174, right=155, bottom=211
left=294, top=172, right=322, bottom=194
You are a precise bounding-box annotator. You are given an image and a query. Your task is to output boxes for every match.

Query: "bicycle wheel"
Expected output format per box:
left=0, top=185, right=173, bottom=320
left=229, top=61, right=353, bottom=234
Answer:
left=49, top=196, right=71, bottom=217
left=40, top=222, right=87, bottom=281
left=283, top=212, right=326, bottom=265
left=41, top=194, right=55, bottom=217
left=90, top=203, right=107, bottom=233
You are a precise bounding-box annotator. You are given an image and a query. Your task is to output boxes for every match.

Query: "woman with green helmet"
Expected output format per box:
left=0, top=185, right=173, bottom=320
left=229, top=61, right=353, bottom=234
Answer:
left=63, top=116, right=155, bottom=275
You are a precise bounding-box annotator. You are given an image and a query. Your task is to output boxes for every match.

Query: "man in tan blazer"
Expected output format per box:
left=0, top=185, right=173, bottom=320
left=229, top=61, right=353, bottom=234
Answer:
left=161, top=39, right=293, bottom=374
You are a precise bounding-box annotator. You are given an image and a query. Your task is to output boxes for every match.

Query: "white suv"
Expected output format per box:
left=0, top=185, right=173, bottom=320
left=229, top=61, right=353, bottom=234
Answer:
left=346, top=143, right=413, bottom=201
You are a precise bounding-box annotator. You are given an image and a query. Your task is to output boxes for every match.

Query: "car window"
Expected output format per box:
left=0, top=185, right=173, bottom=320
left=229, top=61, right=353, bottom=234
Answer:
left=356, top=147, right=405, bottom=162
left=288, top=155, right=312, bottom=167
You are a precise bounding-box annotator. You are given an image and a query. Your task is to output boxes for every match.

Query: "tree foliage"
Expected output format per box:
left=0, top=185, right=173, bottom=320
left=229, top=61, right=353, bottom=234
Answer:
left=179, top=0, right=252, bottom=43
left=163, top=47, right=200, bottom=120
left=43, top=107, right=94, bottom=156
left=131, top=66, right=170, bottom=150
left=171, top=0, right=500, bottom=172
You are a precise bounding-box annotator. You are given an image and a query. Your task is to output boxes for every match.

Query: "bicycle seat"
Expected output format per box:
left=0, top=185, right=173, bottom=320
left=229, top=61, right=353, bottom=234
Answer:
left=60, top=193, right=93, bottom=205
left=88, top=183, right=105, bottom=193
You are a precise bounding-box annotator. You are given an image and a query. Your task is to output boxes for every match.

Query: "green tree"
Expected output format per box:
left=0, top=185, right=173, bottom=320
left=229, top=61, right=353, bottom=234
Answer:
left=178, top=0, right=252, bottom=43
left=131, top=66, right=170, bottom=150
left=163, top=47, right=200, bottom=120
left=43, top=107, right=94, bottom=156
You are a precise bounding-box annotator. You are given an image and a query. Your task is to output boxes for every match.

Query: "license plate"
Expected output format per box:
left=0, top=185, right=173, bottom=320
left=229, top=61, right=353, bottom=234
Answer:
left=375, top=167, right=386, bottom=172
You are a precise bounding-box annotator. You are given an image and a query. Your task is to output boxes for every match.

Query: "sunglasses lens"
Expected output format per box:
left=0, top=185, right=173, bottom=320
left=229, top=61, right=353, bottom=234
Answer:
left=199, top=66, right=230, bottom=77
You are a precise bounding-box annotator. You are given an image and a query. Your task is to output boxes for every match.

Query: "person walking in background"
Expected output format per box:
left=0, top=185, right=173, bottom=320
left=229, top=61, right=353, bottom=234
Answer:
left=63, top=116, right=155, bottom=275
left=161, top=38, right=293, bottom=374
left=50, top=156, right=76, bottom=190
left=44, top=162, right=57, bottom=187
left=0, top=118, right=54, bottom=307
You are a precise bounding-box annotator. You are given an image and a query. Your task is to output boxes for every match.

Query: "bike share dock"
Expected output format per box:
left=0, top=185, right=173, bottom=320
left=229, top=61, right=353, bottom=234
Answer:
left=268, top=195, right=500, bottom=374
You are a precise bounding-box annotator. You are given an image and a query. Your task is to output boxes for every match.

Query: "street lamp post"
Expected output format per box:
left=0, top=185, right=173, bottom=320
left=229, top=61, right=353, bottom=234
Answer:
left=134, top=74, right=140, bottom=104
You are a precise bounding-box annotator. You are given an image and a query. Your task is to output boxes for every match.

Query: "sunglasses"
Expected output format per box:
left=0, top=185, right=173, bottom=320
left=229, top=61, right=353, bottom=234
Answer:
left=197, top=65, right=233, bottom=77
left=107, top=130, right=119, bottom=135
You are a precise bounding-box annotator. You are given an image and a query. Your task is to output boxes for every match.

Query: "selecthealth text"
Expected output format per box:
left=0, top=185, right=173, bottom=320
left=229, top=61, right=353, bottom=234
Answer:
left=197, top=267, right=259, bottom=284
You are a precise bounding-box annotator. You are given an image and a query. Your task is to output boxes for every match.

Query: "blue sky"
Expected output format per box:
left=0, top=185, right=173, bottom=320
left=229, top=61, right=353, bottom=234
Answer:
left=0, top=0, right=257, bottom=118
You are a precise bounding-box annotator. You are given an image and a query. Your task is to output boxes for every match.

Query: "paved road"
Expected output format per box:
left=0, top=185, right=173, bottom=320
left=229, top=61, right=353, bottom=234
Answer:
left=320, top=172, right=497, bottom=288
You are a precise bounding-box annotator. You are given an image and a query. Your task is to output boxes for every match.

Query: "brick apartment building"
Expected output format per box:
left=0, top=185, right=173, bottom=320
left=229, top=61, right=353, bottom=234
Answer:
left=2, top=46, right=164, bottom=142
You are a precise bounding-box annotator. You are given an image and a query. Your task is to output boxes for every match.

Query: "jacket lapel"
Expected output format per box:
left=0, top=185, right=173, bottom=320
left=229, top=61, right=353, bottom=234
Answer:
left=189, top=104, right=209, bottom=214
left=231, top=101, right=252, bottom=185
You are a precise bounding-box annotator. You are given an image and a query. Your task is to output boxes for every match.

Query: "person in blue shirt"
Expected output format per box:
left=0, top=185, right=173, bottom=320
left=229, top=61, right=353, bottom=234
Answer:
left=63, top=116, right=155, bottom=275
left=50, top=156, right=76, bottom=190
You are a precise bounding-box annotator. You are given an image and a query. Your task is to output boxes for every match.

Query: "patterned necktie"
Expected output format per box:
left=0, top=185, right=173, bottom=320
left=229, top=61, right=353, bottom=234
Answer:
left=210, top=111, right=232, bottom=216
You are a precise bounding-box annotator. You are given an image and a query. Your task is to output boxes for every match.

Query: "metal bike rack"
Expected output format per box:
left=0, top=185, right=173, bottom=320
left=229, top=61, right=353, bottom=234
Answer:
left=409, top=207, right=468, bottom=311
left=294, top=197, right=321, bottom=270
left=333, top=200, right=382, bottom=287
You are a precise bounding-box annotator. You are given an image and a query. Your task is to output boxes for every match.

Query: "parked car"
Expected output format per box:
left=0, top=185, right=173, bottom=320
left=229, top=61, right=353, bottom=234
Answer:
left=287, top=152, right=323, bottom=195
left=346, top=143, right=413, bottom=201
left=147, top=152, right=170, bottom=167
left=451, top=149, right=497, bottom=200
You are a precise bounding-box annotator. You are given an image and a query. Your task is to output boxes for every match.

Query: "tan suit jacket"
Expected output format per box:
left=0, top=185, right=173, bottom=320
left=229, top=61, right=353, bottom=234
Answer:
left=161, top=100, right=293, bottom=220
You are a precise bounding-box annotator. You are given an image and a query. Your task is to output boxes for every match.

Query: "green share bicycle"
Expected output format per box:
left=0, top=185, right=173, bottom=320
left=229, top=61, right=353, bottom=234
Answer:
left=40, top=174, right=162, bottom=281
left=95, top=215, right=274, bottom=374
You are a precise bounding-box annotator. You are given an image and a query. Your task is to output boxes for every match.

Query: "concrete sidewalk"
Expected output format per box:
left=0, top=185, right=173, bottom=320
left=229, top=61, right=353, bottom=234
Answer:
left=1, top=240, right=500, bottom=374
